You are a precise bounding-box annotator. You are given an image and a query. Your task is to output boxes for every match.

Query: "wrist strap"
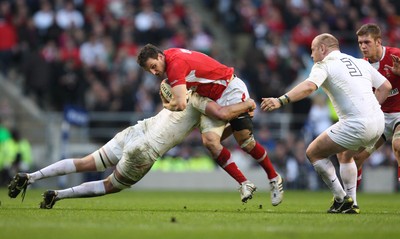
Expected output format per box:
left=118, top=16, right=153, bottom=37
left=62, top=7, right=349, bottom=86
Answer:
left=278, top=94, right=291, bottom=106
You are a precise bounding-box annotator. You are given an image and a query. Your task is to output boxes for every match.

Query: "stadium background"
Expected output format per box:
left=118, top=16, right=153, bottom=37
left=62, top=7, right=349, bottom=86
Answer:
left=0, top=0, right=399, bottom=192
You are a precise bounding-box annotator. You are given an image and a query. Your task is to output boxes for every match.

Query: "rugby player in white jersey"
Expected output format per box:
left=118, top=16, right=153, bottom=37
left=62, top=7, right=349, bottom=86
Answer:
left=261, top=33, right=391, bottom=213
left=8, top=92, right=256, bottom=209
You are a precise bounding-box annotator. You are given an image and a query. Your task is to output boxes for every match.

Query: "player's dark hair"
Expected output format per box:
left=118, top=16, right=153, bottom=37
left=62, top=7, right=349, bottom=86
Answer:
left=356, top=23, right=381, bottom=40
left=137, top=44, right=164, bottom=67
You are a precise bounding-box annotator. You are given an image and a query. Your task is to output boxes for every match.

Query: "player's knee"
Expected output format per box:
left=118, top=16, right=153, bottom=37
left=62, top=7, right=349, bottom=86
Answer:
left=392, top=139, right=400, bottom=156
left=109, top=171, right=134, bottom=191
left=240, top=136, right=256, bottom=152
left=305, top=148, right=316, bottom=163
left=103, top=177, right=122, bottom=193
left=202, top=133, right=222, bottom=154
left=230, top=113, right=253, bottom=132
left=92, top=149, right=114, bottom=172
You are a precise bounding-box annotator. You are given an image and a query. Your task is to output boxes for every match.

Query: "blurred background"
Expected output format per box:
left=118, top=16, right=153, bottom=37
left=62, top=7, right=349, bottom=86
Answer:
left=0, top=0, right=398, bottom=192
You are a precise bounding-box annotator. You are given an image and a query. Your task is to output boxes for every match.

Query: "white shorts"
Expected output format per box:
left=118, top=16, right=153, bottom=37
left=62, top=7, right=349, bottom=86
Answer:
left=216, top=76, right=250, bottom=106
left=101, top=125, right=158, bottom=182
left=199, top=76, right=250, bottom=135
left=326, top=113, right=384, bottom=151
left=383, top=112, right=400, bottom=140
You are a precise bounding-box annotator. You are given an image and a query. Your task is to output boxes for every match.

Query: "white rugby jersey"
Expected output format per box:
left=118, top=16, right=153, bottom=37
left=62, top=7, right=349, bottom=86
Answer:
left=307, top=50, right=387, bottom=120
left=136, top=93, right=210, bottom=156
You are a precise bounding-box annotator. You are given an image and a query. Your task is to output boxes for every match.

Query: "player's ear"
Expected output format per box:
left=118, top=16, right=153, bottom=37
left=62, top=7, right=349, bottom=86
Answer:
left=376, top=38, right=382, bottom=46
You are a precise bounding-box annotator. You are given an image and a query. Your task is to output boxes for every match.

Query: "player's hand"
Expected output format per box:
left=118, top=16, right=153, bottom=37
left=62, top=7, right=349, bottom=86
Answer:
left=246, top=98, right=257, bottom=111
left=384, top=54, right=400, bottom=76
left=159, top=90, right=170, bottom=109
left=260, top=97, right=281, bottom=111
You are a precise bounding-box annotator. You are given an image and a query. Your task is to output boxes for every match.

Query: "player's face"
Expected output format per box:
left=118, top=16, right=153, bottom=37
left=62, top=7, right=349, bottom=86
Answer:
left=144, top=53, right=165, bottom=77
left=357, top=34, right=380, bottom=59
left=310, top=40, right=323, bottom=63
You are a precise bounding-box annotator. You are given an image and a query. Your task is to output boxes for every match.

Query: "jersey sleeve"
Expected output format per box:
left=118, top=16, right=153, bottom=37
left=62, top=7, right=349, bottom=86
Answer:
left=306, top=62, right=328, bottom=87
left=166, top=59, right=189, bottom=87
left=370, top=64, right=387, bottom=88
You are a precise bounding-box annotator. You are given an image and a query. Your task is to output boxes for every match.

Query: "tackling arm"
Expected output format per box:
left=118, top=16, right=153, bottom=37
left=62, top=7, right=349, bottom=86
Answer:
left=261, top=80, right=318, bottom=111
left=205, top=99, right=256, bottom=121
left=165, top=84, right=188, bottom=111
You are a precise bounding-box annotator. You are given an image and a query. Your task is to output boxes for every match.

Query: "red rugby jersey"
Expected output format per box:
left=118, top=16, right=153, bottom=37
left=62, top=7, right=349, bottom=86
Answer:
left=164, top=48, right=234, bottom=101
left=368, top=46, right=400, bottom=113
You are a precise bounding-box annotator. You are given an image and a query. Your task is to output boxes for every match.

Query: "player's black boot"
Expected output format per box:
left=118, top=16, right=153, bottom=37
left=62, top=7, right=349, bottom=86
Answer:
left=327, top=195, right=354, bottom=213
left=39, top=190, right=58, bottom=209
left=8, top=173, right=30, bottom=201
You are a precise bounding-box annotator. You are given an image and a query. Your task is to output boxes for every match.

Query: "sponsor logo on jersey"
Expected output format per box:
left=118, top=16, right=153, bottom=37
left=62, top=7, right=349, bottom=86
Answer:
left=389, top=88, right=399, bottom=97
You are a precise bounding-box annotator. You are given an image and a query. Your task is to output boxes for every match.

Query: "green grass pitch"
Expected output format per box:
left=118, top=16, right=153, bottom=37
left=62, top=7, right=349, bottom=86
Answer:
left=1, top=188, right=399, bottom=239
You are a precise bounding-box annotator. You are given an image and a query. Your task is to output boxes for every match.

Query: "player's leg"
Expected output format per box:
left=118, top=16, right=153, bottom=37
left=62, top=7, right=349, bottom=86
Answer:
left=39, top=169, right=135, bottom=209
left=230, top=114, right=283, bottom=206
left=200, top=115, right=256, bottom=202
left=8, top=131, right=126, bottom=200
left=349, top=137, right=385, bottom=188
left=306, top=131, right=354, bottom=213
left=40, top=145, right=156, bottom=209
left=392, top=124, right=400, bottom=183
left=8, top=146, right=118, bottom=199
left=336, top=149, right=362, bottom=212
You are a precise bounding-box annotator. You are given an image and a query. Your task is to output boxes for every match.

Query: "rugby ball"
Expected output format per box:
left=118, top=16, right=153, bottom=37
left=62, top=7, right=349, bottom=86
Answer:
left=160, top=79, right=173, bottom=102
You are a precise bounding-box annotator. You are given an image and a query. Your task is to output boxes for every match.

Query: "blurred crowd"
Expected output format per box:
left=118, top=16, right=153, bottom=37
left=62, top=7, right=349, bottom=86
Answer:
left=0, top=0, right=399, bottom=190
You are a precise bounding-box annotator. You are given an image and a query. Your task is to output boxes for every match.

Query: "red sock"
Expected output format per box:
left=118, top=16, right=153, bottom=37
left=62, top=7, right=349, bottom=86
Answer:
left=357, top=168, right=362, bottom=189
left=249, top=142, right=277, bottom=179
left=216, top=147, right=247, bottom=184
left=398, top=167, right=400, bottom=183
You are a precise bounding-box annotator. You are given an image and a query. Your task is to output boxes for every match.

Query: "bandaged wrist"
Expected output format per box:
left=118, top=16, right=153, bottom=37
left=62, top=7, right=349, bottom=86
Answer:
left=278, top=94, right=291, bottom=106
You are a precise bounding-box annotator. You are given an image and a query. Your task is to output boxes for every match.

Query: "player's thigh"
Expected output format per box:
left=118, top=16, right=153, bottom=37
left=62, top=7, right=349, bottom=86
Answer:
left=392, top=123, right=400, bottom=154
left=74, top=154, right=97, bottom=171
left=217, top=77, right=250, bottom=106
left=199, top=114, right=225, bottom=137
left=336, top=148, right=364, bottom=164
left=307, top=131, right=347, bottom=162
left=383, top=112, right=400, bottom=140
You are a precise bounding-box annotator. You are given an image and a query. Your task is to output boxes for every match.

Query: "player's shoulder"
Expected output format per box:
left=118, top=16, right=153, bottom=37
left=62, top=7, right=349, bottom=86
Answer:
left=382, top=46, right=400, bottom=62
left=385, top=46, right=400, bottom=55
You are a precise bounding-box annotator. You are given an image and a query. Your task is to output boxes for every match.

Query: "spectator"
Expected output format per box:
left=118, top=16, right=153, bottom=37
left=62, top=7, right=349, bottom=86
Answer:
left=33, top=0, right=55, bottom=38
left=79, top=32, right=107, bottom=68
left=8, top=129, right=33, bottom=173
left=55, top=0, right=84, bottom=30
left=0, top=17, right=17, bottom=76
left=304, top=93, right=332, bottom=142
left=0, top=122, right=11, bottom=186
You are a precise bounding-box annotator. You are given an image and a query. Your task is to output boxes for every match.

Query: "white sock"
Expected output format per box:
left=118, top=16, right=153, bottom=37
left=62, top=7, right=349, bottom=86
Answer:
left=340, top=162, right=358, bottom=206
left=56, top=180, right=106, bottom=199
left=28, top=159, right=76, bottom=183
left=313, top=158, right=346, bottom=201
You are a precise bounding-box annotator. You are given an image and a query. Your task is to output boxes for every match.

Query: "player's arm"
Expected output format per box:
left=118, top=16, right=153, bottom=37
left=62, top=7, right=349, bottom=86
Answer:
left=371, top=64, right=392, bottom=104
left=374, top=79, right=392, bottom=105
left=261, top=80, right=317, bottom=111
left=205, top=99, right=256, bottom=121
left=166, top=84, right=188, bottom=111
left=190, top=92, right=256, bottom=121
